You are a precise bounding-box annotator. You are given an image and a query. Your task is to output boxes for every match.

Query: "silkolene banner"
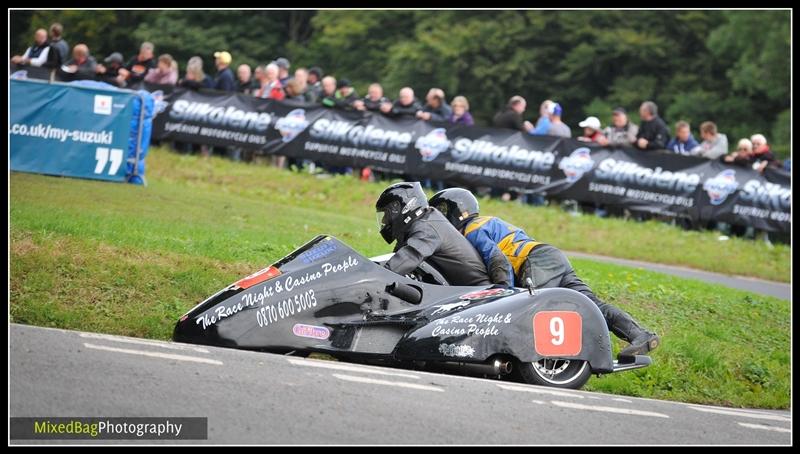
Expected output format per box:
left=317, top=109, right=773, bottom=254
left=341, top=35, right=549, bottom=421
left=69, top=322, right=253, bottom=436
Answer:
left=152, top=89, right=791, bottom=232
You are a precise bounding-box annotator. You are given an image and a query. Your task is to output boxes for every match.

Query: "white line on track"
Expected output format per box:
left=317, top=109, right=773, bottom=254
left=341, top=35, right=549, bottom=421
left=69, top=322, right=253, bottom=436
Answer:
left=612, top=398, right=633, bottom=403
left=82, top=343, right=223, bottom=365
left=688, top=406, right=791, bottom=422
left=737, top=422, right=791, bottom=434
left=287, top=357, right=420, bottom=379
left=331, top=374, right=444, bottom=392
left=550, top=400, right=670, bottom=418
left=79, top=332, right=211, bottom=353
left=497, top=383, right=585, bottom=399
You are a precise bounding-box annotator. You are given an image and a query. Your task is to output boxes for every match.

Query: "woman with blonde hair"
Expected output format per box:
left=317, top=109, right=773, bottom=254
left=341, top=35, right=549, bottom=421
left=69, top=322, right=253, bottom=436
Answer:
left=449, top=95, right=474, bottom=126
left=178, top=56, right=213, bottom=89
left=144, top=53, right=179, bottom=85
left=723, top=138, right=754, bottom=167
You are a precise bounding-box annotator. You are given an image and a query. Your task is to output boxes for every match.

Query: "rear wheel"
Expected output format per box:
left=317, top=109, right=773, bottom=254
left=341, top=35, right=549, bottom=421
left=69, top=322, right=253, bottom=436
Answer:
left=518, top=358, right=592, bottom=389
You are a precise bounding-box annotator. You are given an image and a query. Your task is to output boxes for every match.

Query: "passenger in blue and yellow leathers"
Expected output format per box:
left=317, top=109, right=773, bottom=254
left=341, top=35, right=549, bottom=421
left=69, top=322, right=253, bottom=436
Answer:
left=428, top=188, right=660, bottom=359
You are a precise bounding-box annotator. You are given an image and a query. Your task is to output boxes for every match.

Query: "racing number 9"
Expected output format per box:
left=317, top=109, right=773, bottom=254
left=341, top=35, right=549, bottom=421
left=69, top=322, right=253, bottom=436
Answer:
left=550, top=317, right=564, bottom=345
left=533, top=311, right=582, bottom=356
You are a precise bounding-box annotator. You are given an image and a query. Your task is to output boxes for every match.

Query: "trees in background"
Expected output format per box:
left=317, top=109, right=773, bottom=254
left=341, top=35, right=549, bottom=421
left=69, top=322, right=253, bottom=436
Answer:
left=11, top=9, right=790, bottom=157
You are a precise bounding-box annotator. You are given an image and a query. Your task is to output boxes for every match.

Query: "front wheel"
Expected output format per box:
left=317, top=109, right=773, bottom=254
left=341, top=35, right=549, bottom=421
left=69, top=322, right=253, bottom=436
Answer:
left=518, top=358, right=592, bottom=389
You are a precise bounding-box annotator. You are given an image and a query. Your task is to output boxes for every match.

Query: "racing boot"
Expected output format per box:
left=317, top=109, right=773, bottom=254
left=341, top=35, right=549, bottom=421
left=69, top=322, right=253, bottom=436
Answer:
left=603, top=305, right=660, bottom=360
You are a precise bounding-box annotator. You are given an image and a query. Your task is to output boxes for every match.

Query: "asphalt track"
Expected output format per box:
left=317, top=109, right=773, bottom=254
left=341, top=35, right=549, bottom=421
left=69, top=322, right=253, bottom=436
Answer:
left=564, top=250, right=790, bottom=301
left=9, top=324, right=791, bottom=445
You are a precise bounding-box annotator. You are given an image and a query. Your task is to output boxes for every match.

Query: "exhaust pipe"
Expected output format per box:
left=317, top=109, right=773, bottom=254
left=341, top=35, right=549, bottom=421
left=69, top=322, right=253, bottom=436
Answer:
left=438, top=358, right=513, bottom=376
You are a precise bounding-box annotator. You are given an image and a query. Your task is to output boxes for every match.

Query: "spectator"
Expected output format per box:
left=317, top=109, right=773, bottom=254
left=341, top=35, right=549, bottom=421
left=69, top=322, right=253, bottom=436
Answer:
left=252, top=65, right=266, bottom=93
left=665, top=121, right=700, bottom=155
left=283, top=79, right=307, bottom=102
left=598, top=107, right=638, bottom=147
left=274, top=57, right=291, bottom=86
left=635, top=101, right=670, bottom=150
left=318, top=75, right=338, bottom=104
left=577, top=116, right=603, bottom=142
left=307, top=66, right=323, bottom=103
left=48, top=23, right=69, bottom=68
left=58, top=43, right=96, bottom=81
left=176, top=57, right=213, bottom=157
left=255, top=63, right=284, bottom=100
left=95, top=52, right=126, bottom=87
left=381, top=87, right=422, bottom=118
left=355, top=83, right=389, bottom=112
left=322, top=78, right=359, bottom=109
left=119, top=41, right=156, bottom=85
left=449, top=96, right=474, bottom=126
left=236, top=64, right=258, bottom=95
left=253, top=65, right=267, bottom=94
left=530, top=99, right=554, bottom=135
left=416, top=87, right=451, bottom=193
left=337, top=79, right=359, bottom=105
left=144, top=54, right=178, bottom=86
left=749, top=134, right=777, bottom=172
left=547, top=103, right=571, bottom=138
left=493, top=95, right=534, bottom=133
left=178, top=56, right=213, bottom=90
left=10, top=29, right=50, bottom=68
left=293, top=68, right=314, bottom=103
left=691, top=121, right=728, bottom=160
left=417, top=88, right=452, bottom=122
left=723, top=138, right=754, bottom=167
left=212, top=51, right=236, bottom=92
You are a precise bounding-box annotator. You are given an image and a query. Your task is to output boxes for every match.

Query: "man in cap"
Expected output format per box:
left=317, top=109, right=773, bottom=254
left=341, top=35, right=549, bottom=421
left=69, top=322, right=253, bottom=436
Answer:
left=546, top=103, right=571, bottom=138
left=95, top=52, right=126, bottom=87
left=274, top=57, right=291, bottom=86
left=212, top=51, right=236, bottom=92
left=577, top=116, right=603, bottom=143
left=321, top=78, right=359, bottom=109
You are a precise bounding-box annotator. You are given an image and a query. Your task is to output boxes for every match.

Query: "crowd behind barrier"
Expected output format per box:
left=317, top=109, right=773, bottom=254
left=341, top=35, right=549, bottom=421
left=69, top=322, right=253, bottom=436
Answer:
left=10, top=26, right=791, bottom=243
left=145, top=87, right=790, bottom=235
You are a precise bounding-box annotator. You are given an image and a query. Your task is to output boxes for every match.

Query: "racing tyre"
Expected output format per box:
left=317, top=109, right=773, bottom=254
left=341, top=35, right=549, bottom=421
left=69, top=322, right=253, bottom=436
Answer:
left=518, top=358, right=592, bottom=389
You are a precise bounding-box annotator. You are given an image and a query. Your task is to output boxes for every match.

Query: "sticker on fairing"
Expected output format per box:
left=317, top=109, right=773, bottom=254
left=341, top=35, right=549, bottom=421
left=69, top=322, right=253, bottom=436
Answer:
left=533, top=311, right=582, bottom=356
left=459, top=288, right=515, bottom=300
left=292, top=324, right=330, bottom=340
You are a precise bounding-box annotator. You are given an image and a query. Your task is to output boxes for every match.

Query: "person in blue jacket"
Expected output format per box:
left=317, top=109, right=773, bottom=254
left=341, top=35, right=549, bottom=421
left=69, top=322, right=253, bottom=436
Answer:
left=428, top=187, right=660, bottom=359
left=665, top=121, right=700, bottom=156
left=212, top=51, right=236, bottom=92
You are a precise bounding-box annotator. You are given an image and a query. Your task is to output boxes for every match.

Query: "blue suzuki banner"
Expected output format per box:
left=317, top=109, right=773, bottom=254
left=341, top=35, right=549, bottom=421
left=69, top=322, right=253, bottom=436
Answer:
left=10, top=79, right=137, bottom=182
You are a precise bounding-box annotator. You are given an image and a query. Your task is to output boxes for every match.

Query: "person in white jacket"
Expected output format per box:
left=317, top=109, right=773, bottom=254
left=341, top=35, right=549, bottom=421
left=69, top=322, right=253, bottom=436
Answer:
left=10, top=29, right=50, bottom=68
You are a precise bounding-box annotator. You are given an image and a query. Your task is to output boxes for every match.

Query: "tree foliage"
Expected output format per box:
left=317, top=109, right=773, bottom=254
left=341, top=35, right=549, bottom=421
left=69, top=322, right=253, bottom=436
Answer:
left=11, top=9, right=791, bottom=157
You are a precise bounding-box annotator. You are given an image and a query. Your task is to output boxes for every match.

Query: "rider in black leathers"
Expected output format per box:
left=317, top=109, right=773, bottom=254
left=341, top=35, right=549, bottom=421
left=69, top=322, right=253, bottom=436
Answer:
left=376, top=182, right=496, bottom=287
